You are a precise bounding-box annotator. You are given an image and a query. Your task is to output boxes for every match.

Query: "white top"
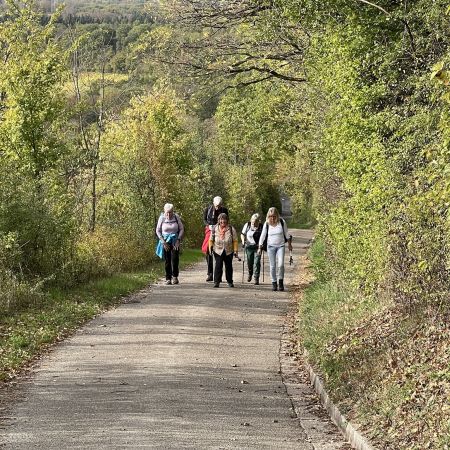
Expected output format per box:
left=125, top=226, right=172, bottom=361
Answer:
left=258, top=220, right=289, bottom=247
left=241, top=223, right=258, bottom=245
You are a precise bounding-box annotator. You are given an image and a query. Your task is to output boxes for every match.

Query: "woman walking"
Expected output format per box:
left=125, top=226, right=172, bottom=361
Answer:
left=258, top=207, right=292, bottom=291
left=202, top=196, right=229, bottom=282
left=241, top=213, right=263, bottom=285
left=209, top=213, right=238, bottom=288
left=156, top=203, right=184, bottom=285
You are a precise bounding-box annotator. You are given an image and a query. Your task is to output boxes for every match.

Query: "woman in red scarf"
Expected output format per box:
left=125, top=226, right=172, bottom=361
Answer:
left=208, top=213, right=238, bottom=288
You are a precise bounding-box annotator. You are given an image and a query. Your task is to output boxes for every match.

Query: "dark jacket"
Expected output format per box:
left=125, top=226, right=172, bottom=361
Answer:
left=203, top=205, right=229, bottom=226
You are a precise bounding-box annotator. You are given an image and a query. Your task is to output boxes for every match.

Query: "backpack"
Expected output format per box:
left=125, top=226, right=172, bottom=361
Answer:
left=261, top=218, right=288, bottom=252
left=157, top=212, right=183, bottom=253
left=242, top=222, right=262, bottom=246
left=160, top=212, right=180, bottom=228
left=156, top=212, right=182, bottom=239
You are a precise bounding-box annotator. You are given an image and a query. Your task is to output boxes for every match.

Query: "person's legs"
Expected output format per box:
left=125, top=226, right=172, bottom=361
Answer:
left=267, top=245, right=277, bottom=283
left=213, top=252, right=223, bottom=286
left=164, top=248, right=172, bottom=281
left=171, top=249, right=179, bottom=276
left=206, top=253, right=214, bottom=281
left=246, top=246, right=255, bottom=281
left=172, top=248, right=180, bottom=283
left=224, top=252, right=233, bottom=286
left=254, top=250, right=261, bottom=283
left=276, top=246, right=286, bottom=290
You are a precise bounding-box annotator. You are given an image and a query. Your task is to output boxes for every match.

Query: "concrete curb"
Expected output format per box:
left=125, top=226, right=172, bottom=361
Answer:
left=301, top=347, right=375, bottom=450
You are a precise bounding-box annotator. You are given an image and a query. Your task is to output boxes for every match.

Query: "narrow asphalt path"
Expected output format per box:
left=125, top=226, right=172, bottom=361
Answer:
left=0, top=229, right=347, bottom=449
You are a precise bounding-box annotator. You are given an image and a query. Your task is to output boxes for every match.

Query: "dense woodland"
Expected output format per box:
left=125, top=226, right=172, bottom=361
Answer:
left=0, top=0, right=449, bottom=448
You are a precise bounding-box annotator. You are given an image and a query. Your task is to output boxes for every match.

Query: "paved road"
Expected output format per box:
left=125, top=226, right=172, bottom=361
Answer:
left=0, top=229, right=347, bottom=449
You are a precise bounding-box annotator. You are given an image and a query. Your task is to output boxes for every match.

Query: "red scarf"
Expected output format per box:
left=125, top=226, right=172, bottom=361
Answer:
left=219, top=224, right=228, bottom=240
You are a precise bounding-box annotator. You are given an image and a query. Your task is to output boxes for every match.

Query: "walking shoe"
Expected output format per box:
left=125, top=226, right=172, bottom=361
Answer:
left=227, top=282, right=234, bottom=288
left=172, top=277, right=179, bottom=285
left=213, top=282, right=220, bottom=288
left=206, top=274, right=213, bottom=282
left=247, top=274, right=252, bottom=282
left=165, top=279, right=172, bottom=285
left=254, top=277, right=259, bottom=285
left=272, top=281, right=278, bottom=291
left=278, top=279, right=284, bottom=291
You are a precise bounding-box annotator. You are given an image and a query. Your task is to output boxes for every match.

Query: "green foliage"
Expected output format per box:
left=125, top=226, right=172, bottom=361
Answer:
left=101, top=88, right=206, bottom=246
left=0, top=0, right=66, bottom=178
left=0, top=0, right=77, bottom=277
left=212, top=81, right=300, bottom=225
left=61, top=227, right=153, bottom=286
left=287, top=0, right=450, bottom=310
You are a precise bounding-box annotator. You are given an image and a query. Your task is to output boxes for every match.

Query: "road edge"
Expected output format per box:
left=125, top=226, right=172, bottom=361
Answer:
left=301, top=347, right=375, bottom=450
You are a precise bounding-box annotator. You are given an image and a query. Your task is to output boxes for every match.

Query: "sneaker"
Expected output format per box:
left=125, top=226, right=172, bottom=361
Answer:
left=172, top=277, right=179, bottom=285
left=206, top=274, right=213, bottom=282
left=227, top=282, right=234, bottom=288
left=247, top=274, right=252, bottom=282
left=213, top=283, right=220, bottom=288
left=165, top=279, right=172, bottom=285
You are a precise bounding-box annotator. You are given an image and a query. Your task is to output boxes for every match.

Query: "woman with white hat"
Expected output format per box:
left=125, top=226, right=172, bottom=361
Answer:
left=156, top=203, right=184, bottom=285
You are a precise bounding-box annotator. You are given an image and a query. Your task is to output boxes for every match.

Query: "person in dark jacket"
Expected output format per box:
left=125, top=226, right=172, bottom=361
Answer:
left=241, top=213, right=263, bottom=285
left=201, top=196, right=229, bottom=281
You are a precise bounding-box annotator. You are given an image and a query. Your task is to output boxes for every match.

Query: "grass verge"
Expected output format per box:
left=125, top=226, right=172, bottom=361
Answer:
left=295, top=240, right=450, bottom=450
left=0, top=249, right=204, bottom=383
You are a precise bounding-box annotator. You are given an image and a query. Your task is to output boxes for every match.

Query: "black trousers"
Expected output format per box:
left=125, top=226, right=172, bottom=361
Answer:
left=213, top=251, right=233, bottom=284
left=206, top=252, right=214, bottom=276
left=164, top=246, right=179, bottom=280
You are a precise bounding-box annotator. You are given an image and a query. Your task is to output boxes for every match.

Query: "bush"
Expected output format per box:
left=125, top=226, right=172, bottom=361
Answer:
left=60, top=226, right=154, bottom=285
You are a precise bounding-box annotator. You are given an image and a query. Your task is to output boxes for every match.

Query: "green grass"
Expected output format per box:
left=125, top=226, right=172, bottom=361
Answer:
left=297, top=239, right=379, bottom=400
left=297, top=240, right=450, bottom=449
left=0, top=249, right=204, bottom=382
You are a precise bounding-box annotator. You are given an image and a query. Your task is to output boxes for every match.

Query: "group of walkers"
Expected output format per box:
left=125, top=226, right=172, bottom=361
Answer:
left=156, top=196, right=293, bottom=291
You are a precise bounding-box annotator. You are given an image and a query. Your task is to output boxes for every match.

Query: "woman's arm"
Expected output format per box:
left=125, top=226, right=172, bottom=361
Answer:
left=240, top=223, right=247, bottom=246
left=258, top=222, right=267, bottom=248
left=155, top=215, right=164, bottom=241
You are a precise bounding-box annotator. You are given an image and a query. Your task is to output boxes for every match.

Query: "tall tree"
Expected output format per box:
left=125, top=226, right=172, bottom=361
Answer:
left=0, top=0, right=73, bottom=275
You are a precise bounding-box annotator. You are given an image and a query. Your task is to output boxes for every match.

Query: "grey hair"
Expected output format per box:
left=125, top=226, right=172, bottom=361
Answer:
left=164, top=203, right=174, bottom=212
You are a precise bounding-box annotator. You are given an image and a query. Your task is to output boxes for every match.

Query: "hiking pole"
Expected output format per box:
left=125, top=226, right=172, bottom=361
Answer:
left=242, top=245, right=245, bottom=283
left=289, top=235, right=293, bottom=266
